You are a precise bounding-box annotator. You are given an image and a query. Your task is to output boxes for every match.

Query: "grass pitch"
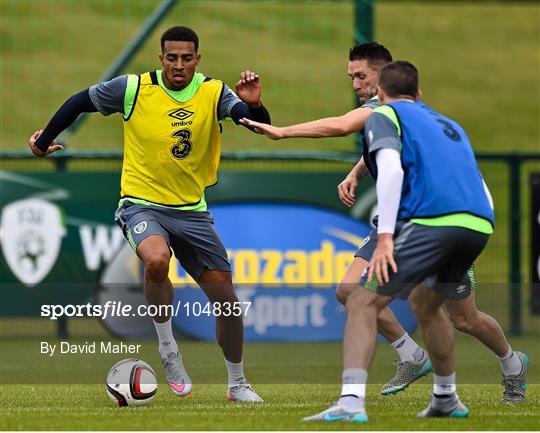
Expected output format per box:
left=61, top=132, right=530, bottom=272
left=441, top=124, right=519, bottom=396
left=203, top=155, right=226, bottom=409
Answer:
left=1, top=334, right=538, bottom=430
left=2, top=383, right=539, bottom=431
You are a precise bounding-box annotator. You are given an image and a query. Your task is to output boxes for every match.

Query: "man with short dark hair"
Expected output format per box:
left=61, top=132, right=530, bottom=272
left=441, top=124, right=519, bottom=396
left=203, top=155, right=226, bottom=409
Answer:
left=29, top=25, right=270, bottom=402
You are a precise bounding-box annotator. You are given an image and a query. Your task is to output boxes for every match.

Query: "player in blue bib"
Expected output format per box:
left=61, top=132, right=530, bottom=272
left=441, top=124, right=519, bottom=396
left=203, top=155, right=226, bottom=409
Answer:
left=301, top=60, right=525, bottom=421
left=244, top=47, right=528, bottom=420
left=355, top=61, right=493, bottom=420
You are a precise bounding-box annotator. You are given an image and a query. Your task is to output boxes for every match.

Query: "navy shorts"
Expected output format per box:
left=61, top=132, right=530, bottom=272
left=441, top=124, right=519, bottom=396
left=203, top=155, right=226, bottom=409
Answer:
left=354, top=226, right=477, bottom=300
left=115, top=201, right=230, bottom=281
left=357, top=222, right=488, bottom=300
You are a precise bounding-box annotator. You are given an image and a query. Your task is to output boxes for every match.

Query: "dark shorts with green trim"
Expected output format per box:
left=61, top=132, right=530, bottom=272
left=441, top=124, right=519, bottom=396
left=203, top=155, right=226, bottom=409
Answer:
left=114, top=201, right=230, bottom=282
left=358, top=222, right=488, bottom=300
left=355, top=226, right=478, bottom=300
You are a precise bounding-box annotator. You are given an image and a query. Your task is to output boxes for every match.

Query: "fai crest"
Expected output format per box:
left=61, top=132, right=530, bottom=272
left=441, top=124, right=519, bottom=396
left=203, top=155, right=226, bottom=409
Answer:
left=0, top=198, right=66, bottom=286
left=133, top=221, right=147, bottom=234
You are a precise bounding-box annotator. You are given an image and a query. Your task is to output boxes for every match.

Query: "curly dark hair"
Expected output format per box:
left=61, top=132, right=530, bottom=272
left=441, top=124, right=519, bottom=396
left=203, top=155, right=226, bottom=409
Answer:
left=161, top=26, right=199, bottom=52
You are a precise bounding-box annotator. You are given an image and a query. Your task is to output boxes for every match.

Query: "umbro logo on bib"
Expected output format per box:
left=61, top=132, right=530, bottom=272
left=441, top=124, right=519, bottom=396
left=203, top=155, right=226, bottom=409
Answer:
left=168, top=108, right=194, bottom=121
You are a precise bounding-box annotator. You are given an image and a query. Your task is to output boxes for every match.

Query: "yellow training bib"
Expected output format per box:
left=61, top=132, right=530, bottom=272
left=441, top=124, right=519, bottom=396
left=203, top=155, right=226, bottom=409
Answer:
left=121, top=71, right=223, bottom=205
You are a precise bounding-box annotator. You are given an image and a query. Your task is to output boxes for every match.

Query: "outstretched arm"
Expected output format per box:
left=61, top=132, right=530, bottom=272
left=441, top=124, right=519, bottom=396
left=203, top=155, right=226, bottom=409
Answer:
left=29, top=75, right=128, bottom=157
left=29, top=89, right=98, bottom=157
left=240, top=106, right=373, bottom=140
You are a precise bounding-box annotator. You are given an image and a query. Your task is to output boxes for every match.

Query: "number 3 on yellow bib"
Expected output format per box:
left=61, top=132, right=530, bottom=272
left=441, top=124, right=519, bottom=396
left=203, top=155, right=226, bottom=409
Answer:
left=171, top=129, right=192, bottom=159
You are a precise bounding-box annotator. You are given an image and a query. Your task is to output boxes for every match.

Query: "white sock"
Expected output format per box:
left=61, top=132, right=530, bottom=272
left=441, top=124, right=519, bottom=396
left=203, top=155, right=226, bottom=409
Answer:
left=338, top=368, right=367, bottom=410
left=498, top=348, right=522, bottom=376
left=153, top=318, right=179, bottom=358
left=433, top=372, right=457, bottom=396
left=225, top=358, right=245, bottom=387
left=390, top=332, right=424, bottom=362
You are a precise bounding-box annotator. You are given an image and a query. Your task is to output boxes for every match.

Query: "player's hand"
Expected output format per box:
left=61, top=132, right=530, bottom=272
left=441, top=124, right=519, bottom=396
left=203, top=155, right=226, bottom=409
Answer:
left=235, top=70, right=261, bottom=108
left=239, top=118, right=284, bottom=139
left=338, top=173, right=358, bottom=207
left=367, top=233, right=397, bottom=286
left=28, top=130, right=64, bottom=158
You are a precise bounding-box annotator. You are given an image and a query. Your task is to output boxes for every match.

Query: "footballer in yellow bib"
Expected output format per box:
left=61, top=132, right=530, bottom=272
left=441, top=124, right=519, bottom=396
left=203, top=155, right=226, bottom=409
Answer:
left=29, top=25, right=271, bottom=403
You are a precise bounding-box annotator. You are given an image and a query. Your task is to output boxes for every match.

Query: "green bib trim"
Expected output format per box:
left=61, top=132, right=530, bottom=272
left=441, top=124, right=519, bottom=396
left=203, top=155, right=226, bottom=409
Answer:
left=123, top=71, right=206, bottom=118
left=412, top=213, right=493, bottom=234
left=118, top=194, right=208, bottom=212
left=124, top=74, right=140, bottom=119
left=156, top=70, right=205, bottom=103
left=373, top=104, right=401, bottom=136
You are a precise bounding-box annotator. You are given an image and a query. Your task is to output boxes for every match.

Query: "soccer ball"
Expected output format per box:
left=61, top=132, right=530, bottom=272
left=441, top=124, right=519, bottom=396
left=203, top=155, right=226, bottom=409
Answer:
left=106, top=359, right=157, bottom=407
